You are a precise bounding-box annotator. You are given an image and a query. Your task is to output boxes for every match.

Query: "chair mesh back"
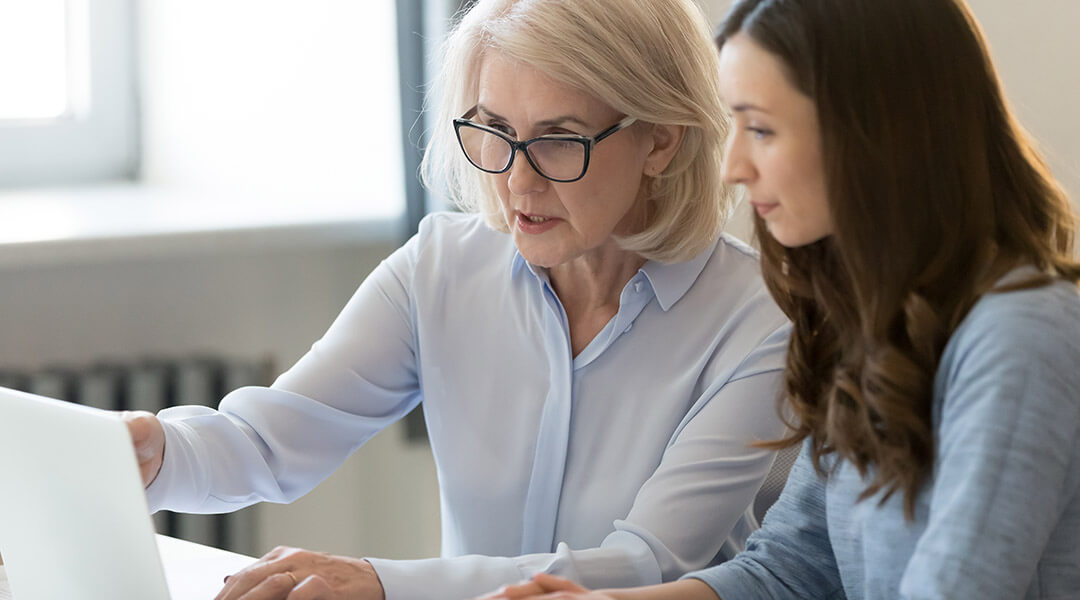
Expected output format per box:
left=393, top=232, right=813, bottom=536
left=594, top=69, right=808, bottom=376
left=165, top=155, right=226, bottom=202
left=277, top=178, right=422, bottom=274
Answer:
left=753, top=443, right=802, bottom=524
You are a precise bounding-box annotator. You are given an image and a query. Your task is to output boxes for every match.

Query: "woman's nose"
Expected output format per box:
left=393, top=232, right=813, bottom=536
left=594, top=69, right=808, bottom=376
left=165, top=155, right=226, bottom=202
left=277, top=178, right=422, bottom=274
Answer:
left=506, top=151, right=549, bottom=196
left=720, top=136, right=755, bottom=185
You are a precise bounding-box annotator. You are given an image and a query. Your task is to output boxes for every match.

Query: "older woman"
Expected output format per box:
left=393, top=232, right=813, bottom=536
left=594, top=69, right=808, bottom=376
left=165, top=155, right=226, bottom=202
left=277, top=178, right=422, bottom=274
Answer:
left=124, top=1, right=789, bottom=599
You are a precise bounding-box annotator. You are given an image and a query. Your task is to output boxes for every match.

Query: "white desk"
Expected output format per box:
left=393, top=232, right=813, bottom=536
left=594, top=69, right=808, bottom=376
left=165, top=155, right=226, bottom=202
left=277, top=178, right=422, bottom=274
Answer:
left=0, top=534, right=255, bottom=599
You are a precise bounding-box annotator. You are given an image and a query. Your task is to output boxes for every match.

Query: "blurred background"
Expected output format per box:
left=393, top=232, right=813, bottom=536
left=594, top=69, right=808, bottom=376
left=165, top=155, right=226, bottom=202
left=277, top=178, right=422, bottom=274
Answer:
left=0, top=0, right=1076, bottom=561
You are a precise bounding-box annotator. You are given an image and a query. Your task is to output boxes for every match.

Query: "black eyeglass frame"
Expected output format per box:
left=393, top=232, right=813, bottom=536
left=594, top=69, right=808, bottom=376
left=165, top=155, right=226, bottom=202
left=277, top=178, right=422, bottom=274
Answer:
left=452, top=107, right=638, bottom=183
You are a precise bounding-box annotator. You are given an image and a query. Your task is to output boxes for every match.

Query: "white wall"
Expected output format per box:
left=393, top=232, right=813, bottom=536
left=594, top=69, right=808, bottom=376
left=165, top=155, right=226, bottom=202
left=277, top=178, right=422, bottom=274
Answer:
left=968, top=0, right=1080, bottom=201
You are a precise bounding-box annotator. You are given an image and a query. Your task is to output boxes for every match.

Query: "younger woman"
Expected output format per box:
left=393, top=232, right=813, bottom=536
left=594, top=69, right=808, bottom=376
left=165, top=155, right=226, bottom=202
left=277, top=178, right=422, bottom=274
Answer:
left=485, top=0, right=1080, bottom=598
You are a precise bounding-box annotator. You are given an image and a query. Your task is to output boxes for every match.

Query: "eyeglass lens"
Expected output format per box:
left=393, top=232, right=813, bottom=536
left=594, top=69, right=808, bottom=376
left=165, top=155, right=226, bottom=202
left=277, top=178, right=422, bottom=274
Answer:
left=457, top=126, right=586, bottom=181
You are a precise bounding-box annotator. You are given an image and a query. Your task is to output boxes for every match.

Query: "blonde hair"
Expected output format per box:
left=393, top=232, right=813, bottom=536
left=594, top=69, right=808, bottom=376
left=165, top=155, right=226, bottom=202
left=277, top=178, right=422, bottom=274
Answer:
left=421, top=0, right=732, bottom=262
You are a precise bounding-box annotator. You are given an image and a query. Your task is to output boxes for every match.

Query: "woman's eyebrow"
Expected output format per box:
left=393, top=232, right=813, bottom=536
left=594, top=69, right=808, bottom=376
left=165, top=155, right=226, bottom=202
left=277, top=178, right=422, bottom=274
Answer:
left=534, top=115, right=591, bottom=129
left=476, top=105, right=590, bottom=129
left=732, top=103, right=771, bottom=115
left=475, top=104, right=505, bottom=121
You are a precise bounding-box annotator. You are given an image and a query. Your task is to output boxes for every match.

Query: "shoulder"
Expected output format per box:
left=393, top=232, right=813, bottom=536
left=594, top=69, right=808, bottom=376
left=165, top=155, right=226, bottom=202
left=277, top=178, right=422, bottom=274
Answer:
left=690, top=233, right=764, bottom=290
left=378, top=212, right=514, bottom=291
left=696, top=233, right=785, bottom=325
left=407, top=211, right=515, bottom=265
left=712, top=232, right=764, bottom=273
left=932, top=275, right=1080, bottom=484
left=949, top=275, right=1080, bottom=358
left=938, top=274, right=1080, bottom=407
left=389, top=211, right=523, bottom=300
left=716, top=231, right=761, bottom=262
left=415, top=211, right=501, bottom=244
left=668, top=234, right=790, bottom=364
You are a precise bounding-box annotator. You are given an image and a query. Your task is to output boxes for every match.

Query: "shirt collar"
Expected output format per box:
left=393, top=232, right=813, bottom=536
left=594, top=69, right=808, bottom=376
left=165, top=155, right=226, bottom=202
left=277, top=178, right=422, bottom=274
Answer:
left=510, top=237, right=718, bottom=311
left=510, top=251, right=537, bottom=280
left=639, top=237, right=718, bottom=311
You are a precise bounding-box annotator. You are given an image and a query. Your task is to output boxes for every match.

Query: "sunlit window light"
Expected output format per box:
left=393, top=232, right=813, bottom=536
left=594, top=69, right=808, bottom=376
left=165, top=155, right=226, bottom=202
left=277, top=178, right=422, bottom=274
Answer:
left=0, top=0, right=70, bottom=120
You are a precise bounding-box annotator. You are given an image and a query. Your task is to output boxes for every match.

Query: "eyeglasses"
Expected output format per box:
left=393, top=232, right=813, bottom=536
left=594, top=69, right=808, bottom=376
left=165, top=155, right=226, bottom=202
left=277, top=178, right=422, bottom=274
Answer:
left=453, top=107, right=638, bottom=183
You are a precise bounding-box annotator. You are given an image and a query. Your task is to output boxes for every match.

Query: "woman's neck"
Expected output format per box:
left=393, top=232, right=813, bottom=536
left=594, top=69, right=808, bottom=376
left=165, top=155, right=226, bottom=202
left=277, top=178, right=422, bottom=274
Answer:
left=547, top=244, right=648, bottom=356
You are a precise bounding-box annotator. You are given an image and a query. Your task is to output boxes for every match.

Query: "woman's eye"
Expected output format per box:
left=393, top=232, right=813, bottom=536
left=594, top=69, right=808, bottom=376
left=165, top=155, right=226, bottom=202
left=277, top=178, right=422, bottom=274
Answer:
left=539, top=139, right=579, bottom=150
left=747, top=127, right=773, bottom=140
left=488, top=122, right=513, bottom=135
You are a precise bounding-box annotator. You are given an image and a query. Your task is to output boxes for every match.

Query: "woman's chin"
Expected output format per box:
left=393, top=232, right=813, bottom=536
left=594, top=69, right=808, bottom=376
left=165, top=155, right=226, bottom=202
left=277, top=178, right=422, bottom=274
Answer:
left=513, top=238, right=569, bottom=269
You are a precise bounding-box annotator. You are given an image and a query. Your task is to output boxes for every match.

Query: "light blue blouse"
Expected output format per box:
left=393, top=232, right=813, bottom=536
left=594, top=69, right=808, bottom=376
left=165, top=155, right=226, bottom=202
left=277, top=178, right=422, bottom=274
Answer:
left=146, top=212, right=790, bottom=599
left=687, top=274, right=1080, bottom=599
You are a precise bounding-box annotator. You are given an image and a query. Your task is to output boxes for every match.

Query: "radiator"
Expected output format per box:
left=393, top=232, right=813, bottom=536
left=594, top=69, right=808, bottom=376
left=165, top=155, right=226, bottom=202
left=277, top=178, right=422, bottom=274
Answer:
left=0, top=356, right=273, bottom=556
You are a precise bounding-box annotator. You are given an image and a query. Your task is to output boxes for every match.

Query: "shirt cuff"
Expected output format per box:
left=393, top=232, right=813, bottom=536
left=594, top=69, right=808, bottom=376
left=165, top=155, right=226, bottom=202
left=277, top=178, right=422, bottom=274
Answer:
left=145, top=405, right=216, bottom=513
left=366, top=555, right=527, bottom=600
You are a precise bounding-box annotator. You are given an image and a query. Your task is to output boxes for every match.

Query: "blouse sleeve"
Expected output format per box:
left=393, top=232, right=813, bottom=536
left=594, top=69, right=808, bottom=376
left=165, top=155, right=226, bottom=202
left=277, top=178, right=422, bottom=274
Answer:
left=145, top=220, right=427, bottom=514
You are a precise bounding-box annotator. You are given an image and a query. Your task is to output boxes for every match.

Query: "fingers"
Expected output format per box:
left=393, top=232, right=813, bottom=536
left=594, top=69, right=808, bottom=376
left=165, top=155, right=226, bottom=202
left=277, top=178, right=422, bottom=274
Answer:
left=218, top=571, right=297, bottom=600
left=531, top=574, right=587, bottom=593
left=216, top=547, right=297, bottom=600
left=478, top=581, right=548, bottom=599
left=287, top=574, right=333, bottom=600
left=478, top=575, right=589, bottom=599
left=122, top=411, right=152, bottom=456
left=120, top=410, right=165, bottom=487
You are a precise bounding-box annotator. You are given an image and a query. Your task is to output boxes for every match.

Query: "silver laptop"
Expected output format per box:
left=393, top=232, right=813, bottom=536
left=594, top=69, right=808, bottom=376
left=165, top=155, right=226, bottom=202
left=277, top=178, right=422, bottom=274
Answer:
left=0, top=386, right=251, bottom=599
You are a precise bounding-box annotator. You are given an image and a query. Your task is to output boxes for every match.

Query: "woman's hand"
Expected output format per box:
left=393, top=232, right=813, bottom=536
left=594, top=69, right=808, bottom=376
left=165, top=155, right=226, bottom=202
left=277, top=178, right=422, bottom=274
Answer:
left=477, top=574, right=618, bottom=600
left=121, top=410, right=165, bottom=488
left=215, top=545, right=385, bottom=600
left=477, top=574, right=720, bottom=600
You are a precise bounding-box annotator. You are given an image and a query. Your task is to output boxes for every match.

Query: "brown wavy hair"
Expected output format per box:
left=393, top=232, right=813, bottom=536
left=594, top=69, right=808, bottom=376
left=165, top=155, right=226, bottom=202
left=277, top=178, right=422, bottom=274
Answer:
left=717, top=0, right=1080, bottom=517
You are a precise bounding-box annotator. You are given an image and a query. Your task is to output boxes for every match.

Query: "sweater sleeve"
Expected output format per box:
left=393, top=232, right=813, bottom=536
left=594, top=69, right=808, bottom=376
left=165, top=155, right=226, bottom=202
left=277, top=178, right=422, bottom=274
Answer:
left=898, top=285, right=1080, bottom=599
left=683, top=438, right=846, bottom=600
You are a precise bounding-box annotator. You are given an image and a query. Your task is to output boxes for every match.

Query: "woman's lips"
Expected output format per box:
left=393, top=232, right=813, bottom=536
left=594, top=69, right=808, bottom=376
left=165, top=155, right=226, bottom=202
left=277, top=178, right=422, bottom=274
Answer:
left=516, top=212, right=561, bottom=234
left=751, top=202, right=778, bottom=217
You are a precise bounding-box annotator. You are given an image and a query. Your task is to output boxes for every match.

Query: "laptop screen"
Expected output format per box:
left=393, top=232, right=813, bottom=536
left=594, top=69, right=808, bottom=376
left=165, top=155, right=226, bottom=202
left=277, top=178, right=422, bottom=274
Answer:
left=0, top=386, right=172, bottom=599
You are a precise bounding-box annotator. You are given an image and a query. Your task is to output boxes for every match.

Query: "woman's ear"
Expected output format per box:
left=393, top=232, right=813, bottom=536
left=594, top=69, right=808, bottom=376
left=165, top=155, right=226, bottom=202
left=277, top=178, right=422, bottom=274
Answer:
left=643, top=123, right=686, bottom=176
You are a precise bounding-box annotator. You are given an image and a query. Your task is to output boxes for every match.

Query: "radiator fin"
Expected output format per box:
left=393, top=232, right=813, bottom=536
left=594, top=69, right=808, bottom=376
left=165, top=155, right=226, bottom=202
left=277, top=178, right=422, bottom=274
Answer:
left=0, top=356, right=273, bottom=556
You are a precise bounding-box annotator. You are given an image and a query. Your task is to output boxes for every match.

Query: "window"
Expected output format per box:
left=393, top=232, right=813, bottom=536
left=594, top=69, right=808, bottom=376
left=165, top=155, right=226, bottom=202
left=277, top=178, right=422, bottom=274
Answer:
left=0, top=0, right=138, bottom=188
left=0, top=1, right=69, bottom=120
